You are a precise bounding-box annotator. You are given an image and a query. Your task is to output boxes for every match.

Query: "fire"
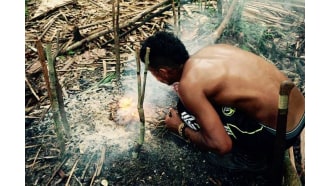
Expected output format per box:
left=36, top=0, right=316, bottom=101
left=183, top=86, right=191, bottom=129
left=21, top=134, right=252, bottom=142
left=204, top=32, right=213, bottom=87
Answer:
left=119, top=97, right=133, bottom=109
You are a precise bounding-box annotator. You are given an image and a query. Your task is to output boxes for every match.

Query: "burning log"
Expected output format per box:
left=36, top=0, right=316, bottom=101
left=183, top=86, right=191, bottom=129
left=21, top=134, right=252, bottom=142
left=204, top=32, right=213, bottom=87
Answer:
left=132, top=47, right=150, bottom=158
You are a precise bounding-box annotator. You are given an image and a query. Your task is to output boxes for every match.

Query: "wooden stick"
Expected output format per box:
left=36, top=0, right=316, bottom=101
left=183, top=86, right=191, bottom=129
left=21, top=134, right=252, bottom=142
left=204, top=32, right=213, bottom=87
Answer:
left=46, top=154, right=70, bottom=186
left=80, top=153, right=95, bottom=182
left=132, top=47, right=150, bottom=158
left=36, top=40, right=52, bottom=101
left=114, top=0, right=121, bottom=81
left=171, top=0, right=178, bottom=35
left=211, top=0, right=238, bottom=42
left=26, top=146, right=42, bottom=169
left=65, top=156, right=80, bottom=186
left=25, top=76, right=40, bottom=101
left=101, top=4, right=172, bottom=47
left=40, top=14, right=60, bottom=40
left=140, top=47, right=150, bottom=106
left=102, top=60, right=107, bottom=78
left=90, top=163, right=98, bottom=186
left=46, top=43, right=66, bottom=155
left=29, top=0, right=76, bottom=21
left=270, top=80, right=295, bottom=186
left=64, top=0, right=171, bottom=52
left=96, top=145, right=106, bottom=176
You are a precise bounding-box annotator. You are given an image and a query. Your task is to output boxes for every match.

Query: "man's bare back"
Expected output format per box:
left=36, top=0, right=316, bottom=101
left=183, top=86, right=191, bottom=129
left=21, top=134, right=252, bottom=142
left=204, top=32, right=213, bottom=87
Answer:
left=140, top=31, right=305, bottom=155
left=180, top=44, right=305, bottom=131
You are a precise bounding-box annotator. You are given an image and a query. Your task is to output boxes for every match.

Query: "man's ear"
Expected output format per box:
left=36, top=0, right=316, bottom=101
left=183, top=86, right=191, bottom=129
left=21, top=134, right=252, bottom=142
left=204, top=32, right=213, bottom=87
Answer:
left=158, top=68, right=169, bottom=79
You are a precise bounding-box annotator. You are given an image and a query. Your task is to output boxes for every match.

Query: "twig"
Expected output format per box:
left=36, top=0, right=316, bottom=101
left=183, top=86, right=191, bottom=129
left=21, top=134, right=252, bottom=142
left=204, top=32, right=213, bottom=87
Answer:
left=102, top=60, right=107, bottom=78
left=40, top=13, right=60, bottom=40
left=81, top=153, right=95, bottom=182
left=65, top=156, right=80, bottom=186
left=26, top=146, right=42, bottom=169
left=182, top=5, right=193, bottom=18
left=90, top=163, right=98, bottom=186
left=46, top=154, right=70, bottom=186
left=29, top=0, right=76, bottom=21
left=96, top=145, right=106, bottom=176
left=25, top=76, right=40, bottom=101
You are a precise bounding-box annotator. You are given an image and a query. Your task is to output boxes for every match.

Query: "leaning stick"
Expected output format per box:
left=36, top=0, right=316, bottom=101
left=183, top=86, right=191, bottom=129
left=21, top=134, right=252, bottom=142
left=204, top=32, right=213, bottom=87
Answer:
left=80, top=153, right=95, bottom=182
left=65, top=156, right=80, bottom=186
left=46, top=44, right=66, bottom=155
left=271, top=80, right=295, bottom=186
left=46, top=154, right=70, bottom=186
left=211, top=0, right=238, bottom=42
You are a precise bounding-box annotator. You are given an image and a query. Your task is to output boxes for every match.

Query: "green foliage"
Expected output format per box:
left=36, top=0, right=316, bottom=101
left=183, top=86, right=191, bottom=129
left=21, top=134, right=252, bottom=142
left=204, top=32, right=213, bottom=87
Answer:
left=67, top=50, right=75, bottom=56
left=25, top=0, right=29, bottom=18
left=98, top=72, right=116, bottom=85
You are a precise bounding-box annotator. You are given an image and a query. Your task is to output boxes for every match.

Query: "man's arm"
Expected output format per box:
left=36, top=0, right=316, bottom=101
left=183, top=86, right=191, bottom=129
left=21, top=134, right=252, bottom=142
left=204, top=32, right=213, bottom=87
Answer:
left=165, top=84, right=232, bottom=155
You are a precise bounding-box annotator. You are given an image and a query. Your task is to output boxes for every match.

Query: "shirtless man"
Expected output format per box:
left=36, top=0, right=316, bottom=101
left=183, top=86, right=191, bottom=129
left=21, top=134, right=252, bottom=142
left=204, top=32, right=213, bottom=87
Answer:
left=139, top=31, right=305, bottom=156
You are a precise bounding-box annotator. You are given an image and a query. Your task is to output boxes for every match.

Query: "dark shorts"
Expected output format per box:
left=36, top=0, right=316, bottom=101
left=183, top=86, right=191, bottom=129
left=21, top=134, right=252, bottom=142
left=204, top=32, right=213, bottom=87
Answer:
left=176, top=100, right=305, bottom=153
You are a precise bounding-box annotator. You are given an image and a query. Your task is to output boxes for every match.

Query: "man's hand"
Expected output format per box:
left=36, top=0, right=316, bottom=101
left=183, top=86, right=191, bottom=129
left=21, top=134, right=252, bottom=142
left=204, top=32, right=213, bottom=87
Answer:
left=164, top=108, right=183, bottom=133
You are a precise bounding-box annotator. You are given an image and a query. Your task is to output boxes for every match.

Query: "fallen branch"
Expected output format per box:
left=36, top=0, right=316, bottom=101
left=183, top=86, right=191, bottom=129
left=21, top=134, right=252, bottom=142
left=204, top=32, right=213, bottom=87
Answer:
left=29, top=0, right=76, bottom=21
left=101, top=3, right=172, bottom=47
left=211, top=0, right=238, bottom=42
left=63, top=0, right=171, bottom=53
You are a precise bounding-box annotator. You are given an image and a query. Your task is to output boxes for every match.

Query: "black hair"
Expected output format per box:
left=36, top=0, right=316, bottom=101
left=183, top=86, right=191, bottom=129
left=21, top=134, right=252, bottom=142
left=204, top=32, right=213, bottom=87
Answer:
left=139, top=31, right=189, bottom=69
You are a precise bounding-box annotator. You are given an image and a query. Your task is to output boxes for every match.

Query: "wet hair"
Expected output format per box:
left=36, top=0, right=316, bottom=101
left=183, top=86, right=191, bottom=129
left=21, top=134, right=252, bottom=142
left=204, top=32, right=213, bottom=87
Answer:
left=139, top=31, right=189, bottom=69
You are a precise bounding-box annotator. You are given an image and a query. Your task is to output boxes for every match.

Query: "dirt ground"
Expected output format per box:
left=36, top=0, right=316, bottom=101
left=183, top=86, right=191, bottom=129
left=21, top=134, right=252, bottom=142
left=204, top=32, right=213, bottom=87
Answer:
left=25, top=0, right=305, bottom=185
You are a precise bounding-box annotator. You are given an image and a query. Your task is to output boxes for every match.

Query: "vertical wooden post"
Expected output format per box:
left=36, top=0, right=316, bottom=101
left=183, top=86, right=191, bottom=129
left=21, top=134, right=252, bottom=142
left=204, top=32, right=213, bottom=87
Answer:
left=114, top=0, right=121, bottom=82
left=270, top=80, right=294, bottom=186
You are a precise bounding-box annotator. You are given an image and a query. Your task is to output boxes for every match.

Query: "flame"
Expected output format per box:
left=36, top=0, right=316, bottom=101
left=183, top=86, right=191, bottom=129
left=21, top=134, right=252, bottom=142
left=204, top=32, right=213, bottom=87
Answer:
left=119, top=97, right=133, bottom=109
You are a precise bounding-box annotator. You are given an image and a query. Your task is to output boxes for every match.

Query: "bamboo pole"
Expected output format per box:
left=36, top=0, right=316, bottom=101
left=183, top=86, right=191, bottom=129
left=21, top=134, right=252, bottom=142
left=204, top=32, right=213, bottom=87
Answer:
left=132, top=47, right=150, bottom=158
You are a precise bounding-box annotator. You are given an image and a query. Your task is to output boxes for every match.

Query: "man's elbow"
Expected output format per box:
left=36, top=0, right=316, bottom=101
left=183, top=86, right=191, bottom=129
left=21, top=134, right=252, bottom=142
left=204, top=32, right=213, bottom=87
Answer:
left=217, top=140, right=232, bottom=155
left=206, top=138, right=233, bottom=155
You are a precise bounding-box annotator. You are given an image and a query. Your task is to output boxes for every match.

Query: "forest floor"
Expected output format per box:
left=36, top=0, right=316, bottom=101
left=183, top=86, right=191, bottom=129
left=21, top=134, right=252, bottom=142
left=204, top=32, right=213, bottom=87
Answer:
left=25, top=0, right=305, bottom=185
